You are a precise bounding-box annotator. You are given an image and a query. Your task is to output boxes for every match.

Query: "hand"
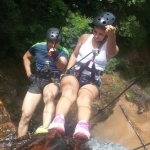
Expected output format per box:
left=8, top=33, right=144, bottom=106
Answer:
left=28, top=74, right=36, bottom=83
left=105, top=25, right=116, bottom=37
left=48, top=48, right=59, bottom=61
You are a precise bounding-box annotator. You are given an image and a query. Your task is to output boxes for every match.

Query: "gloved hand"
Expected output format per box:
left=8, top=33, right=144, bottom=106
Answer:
left=28, top=74, right=36, bottom=83
left=48, top=48, right=59, bottom=61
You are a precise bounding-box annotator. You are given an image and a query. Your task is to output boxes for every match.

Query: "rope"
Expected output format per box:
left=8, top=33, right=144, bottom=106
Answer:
left=53, top=0, right=73, bottom=49
left=133, top=142, right=150, bottom=150
left=120, top=105, right=148, bottom=150
left=90, top=67, right=150, bottom=120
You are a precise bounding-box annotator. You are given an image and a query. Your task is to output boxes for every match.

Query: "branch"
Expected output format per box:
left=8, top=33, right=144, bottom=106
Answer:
left=119, top=104, right=148, bottom=150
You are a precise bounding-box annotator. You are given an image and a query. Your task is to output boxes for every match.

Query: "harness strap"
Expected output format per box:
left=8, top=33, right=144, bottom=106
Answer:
left=36, top=70, right=60, bottom=84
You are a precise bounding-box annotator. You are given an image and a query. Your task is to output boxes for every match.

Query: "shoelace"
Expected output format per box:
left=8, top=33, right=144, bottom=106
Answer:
left=77, top=122, right=89, bottom=131
left=53, top=115, right=65, bottom=123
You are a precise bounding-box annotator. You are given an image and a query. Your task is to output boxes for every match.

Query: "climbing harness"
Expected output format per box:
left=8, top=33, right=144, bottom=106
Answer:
left=66, top=0, right=131, bottom=72
left=44, top=0, right=73, bottom=83
left=65, top=37, right=107, bottom=88
left=34, top=60, right=60, bottom=87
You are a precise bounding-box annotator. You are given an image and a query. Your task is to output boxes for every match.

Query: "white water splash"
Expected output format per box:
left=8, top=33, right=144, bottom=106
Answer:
left=88, top=137, right=128, bottom=150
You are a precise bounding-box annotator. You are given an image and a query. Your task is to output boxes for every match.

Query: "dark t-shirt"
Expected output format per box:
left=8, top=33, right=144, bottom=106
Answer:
left=29, top=42, right=69, bottom=80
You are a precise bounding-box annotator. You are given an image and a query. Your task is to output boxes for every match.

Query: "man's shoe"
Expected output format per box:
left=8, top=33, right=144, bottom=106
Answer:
left=35, top=126, right=48, bottom=134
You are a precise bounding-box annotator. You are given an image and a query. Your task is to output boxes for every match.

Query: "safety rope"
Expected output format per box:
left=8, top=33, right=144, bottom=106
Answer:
left=133, top=142, right=150, bottom=150
left=66, top=0, right=130, bottom=72
left=90, top=67, right=150, bottom=120
left=53, top=0, right=73, bottom=49
left=37, top=0, right=73, bottom=82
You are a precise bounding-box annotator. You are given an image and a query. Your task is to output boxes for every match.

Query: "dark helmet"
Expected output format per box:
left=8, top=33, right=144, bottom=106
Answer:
left=46, top=28, right=62, bottom=42
left=92, top=12, right=116, bottom=29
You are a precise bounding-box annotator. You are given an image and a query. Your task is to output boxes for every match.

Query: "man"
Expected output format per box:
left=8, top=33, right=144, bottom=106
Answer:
left=18, top=28, right=69, bottom=137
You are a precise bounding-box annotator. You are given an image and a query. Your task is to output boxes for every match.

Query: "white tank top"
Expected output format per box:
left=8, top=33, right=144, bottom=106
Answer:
left=76, top=34, right=107, bottom=71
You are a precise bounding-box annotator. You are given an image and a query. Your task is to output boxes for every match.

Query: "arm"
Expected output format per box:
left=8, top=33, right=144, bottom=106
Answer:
left=66, top=34, right=87, bottom=70
left=23, top=51, right=33, bottom=77
left=55, top=57, right=68, bottom=72
left=105, top=25, right=119, bottom=59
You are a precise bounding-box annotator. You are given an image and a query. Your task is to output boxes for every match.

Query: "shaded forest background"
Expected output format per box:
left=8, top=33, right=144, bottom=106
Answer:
left=0, top=0, right=150, bottom=134
left=0, top=0, right=150, bottom=85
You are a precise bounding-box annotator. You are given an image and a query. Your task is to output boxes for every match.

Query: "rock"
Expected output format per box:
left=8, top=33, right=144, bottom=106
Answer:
left=0, top=100, right=16, bottom=140
left=10, top=89, right=17, bottom=97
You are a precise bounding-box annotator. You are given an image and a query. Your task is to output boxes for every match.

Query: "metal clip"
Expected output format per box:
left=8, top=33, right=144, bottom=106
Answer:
left=93, top=49, right=99, bottom=56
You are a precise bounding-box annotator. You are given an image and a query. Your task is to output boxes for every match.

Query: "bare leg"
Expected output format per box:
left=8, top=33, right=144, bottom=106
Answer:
left=42, top=83, right=59, bottom=127
left=49, top=76, right=79, bottom=134
left=55, top=76, right=79, bottom=116
left=18, top=92, right=42, bottom=137
left=73, top=84, right=99, bottom=139
left=77, top=84, right=99, bottom=121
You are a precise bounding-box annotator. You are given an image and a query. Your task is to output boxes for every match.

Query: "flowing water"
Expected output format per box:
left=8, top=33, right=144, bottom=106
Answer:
left=0, top=135, right=128, bottom=150
left=88, top=138, right=128, bottom=150
left=91, top=97, right=150, bottom=150
left=0, top=97, right=150, bottom=149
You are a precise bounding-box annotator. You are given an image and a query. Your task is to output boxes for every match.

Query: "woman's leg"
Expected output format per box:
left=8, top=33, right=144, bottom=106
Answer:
left=56, top=75, right=79, bottom=116
left=73, top=84, right=99, bottom=140
left=49, top=75, right=79, bottom=134
left=18, top=92, right=42, bottom=137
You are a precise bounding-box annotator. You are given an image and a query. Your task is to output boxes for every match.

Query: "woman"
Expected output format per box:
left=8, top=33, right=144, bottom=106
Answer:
left=49, top=12, right=119, bottom=140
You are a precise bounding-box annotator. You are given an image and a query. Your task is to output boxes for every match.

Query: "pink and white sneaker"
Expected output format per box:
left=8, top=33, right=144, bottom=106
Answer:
left=73, top=121, right=90, bottom=140
left=48, top=114, right=65, bottom=135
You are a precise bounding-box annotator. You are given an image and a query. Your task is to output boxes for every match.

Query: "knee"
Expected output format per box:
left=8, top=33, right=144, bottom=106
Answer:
left=20, top=111, right=32, bottom=124
left=44, top=91, right=55, bottom=103
left=62, top=88, right=77, bottom=101
left=77, top=94, right=92, bottom=106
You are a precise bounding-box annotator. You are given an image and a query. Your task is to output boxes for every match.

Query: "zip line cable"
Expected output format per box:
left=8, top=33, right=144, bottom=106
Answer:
left=53, top=0, right=73, bottom=49
left=133, top=142, right=150, bottom=150
left=90, top=67, right=150, bottom=120
left=67, top=0, right=130, bottom=71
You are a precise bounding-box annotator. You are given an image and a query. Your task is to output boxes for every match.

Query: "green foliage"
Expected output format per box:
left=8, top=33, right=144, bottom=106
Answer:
left=0, top=0, right=21, bottom=58
left=118, top=15, right=146, bottom=49
left=62, top=12, right=92, bottom=54
left=125, top=91, right=133, bottom=102
left=105, top=58, right=136, bottom=79
left=105, top=58, right=121, bottom=75
left=0, top=0, right=150, bottom=66
left=131, top=0, right=145, bottom=5
left=0, top=0, right=67, bottom=59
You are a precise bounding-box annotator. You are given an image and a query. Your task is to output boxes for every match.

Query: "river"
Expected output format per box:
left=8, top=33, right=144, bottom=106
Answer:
left=91, top=96, right=150, bottom=150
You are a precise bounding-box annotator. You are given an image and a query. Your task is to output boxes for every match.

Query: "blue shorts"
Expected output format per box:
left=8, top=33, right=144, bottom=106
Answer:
left=61, top=74, right=101, bottom=96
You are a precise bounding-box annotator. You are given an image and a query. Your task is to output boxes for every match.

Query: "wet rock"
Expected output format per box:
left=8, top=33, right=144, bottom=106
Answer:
left=10, top=89, right=17, bottom=97
left=125, top=84, right=150, bottom=114
left=0, top=100, right=16, bottom=140
left=5, top=130, right=90, bottom=150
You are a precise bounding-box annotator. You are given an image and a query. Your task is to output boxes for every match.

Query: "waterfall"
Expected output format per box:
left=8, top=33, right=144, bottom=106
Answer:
left=88, top=137, right=128, bottom=150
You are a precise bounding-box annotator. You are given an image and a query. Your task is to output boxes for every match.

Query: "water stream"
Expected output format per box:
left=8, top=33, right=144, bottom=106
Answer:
left=88, top=138, right=128, bottom=150
left=0, top=135, right=128, bottom=150
left=0, top=96, right=149, bottom=150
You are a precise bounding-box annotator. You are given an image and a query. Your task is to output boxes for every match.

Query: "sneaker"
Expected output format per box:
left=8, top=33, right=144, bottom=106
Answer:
left=48, top=114, right=65, bottom=135
left=35, top=126, right=48, bottom=134
left=73, top=121, right=90, bottom=140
